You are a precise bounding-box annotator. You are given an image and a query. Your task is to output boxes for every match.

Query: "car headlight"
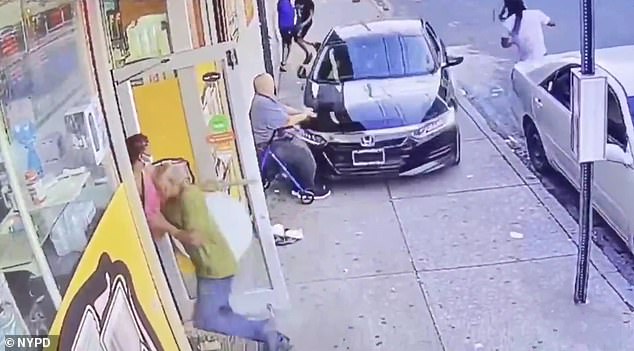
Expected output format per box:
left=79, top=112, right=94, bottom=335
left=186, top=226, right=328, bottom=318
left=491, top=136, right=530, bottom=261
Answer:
left=410, top=109, right=455, bottom=140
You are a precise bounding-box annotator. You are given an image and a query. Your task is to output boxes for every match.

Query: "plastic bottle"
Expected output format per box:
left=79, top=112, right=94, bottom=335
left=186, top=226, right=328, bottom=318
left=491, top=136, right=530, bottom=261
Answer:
left=24, top=171, right=46, bottom=206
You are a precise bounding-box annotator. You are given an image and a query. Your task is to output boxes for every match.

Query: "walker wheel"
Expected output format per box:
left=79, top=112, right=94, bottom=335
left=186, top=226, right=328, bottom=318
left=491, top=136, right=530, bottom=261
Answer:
left=299, top=190, right=315, bottom=205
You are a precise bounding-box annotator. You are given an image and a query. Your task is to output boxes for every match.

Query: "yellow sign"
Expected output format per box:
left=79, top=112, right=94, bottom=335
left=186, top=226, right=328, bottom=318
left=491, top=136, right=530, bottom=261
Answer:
left=244, top=0, right=255, bottom=26
left=49, top=186, right=180, bottom=351
left=195, top=62, right=246, bottom=202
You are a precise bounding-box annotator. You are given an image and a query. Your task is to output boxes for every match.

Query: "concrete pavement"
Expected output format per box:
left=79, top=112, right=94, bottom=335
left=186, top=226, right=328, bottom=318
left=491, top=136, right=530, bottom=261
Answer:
left=269, top=0, right=634, bottom=349
left=385, top=0, right=634, bottom=286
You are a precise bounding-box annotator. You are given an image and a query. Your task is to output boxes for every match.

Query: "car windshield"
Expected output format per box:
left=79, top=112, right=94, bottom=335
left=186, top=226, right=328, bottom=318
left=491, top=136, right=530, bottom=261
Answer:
left=314, top=35, right=437, bottom=83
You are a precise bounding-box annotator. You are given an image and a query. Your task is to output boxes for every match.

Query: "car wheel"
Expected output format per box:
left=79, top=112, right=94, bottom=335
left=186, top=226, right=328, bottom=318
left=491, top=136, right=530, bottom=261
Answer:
left=524, top=120, right=551, bottom=174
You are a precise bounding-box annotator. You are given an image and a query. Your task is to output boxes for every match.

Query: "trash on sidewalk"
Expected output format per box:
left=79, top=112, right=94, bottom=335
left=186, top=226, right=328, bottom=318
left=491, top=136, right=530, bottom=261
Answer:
left=272, top=223, right=304, bottom=246
left=509, top=231, right=524, bottom=239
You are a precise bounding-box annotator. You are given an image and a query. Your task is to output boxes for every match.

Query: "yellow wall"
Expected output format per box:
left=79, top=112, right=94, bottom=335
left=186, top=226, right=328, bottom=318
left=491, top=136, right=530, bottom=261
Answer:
left=132, top=80, right=198, bottom=275
left=132, top=79, right=198, bottom=179
left=49, top=186, right=181, bottom=350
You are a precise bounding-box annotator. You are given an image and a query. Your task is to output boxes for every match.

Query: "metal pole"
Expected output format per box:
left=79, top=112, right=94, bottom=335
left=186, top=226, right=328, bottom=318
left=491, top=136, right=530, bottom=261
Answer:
left=574, top=0, right=595, bottom=304
left=256, top=0, right=275, bottom=75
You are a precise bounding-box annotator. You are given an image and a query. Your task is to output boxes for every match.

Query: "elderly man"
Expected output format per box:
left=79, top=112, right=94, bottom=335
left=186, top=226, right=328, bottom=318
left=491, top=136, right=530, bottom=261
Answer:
left=249, top=73, right=331, bottom=199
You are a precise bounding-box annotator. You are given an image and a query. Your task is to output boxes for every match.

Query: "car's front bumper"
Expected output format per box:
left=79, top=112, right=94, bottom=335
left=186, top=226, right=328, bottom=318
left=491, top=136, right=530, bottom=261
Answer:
left=313, top=124, right=459, bottom=179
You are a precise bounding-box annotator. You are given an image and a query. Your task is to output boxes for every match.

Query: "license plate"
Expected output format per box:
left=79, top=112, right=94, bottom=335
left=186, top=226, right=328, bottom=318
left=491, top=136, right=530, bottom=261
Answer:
left=352, top=148, right=385, bottom=166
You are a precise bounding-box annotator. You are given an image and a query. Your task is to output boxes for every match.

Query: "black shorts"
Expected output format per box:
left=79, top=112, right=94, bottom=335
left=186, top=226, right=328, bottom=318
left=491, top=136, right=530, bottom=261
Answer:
left=280, top=28, right=295, bottom=45
left=295, top=21, right=313, bottom=39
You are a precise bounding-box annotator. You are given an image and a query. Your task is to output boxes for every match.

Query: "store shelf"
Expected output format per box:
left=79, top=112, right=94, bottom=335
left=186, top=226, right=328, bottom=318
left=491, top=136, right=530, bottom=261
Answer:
left=0, top=171, right=97, bottom=276
left=27, top=171, right=91, bottom=211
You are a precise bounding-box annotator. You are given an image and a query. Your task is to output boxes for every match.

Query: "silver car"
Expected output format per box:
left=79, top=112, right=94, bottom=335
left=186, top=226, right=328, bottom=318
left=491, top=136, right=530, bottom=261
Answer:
left=510, top=45, right=634, bottom=251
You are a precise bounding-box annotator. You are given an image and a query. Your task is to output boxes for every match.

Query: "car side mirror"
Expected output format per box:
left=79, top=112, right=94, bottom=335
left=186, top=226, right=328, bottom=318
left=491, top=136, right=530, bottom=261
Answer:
left=606, top=143, right=634, bottom=167
left=445, top=55, right=464, bottom=67
left=297, top=65, right=308, bottom=79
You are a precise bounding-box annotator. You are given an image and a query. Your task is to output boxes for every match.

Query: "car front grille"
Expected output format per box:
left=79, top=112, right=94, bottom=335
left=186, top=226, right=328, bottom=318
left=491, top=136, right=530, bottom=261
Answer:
left=327, top=137, right=408, bottom=151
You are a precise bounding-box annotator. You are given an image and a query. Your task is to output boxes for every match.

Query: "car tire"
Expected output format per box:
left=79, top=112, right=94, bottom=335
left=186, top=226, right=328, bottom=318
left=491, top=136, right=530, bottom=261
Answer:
left=524, top=120, right=551, bottom=174
left=453, top=131, right=461, bottom=165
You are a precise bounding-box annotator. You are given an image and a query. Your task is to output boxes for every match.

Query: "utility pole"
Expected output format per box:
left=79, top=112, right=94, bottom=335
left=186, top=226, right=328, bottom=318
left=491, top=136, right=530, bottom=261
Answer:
left=572, top=0, right=607, bottom=304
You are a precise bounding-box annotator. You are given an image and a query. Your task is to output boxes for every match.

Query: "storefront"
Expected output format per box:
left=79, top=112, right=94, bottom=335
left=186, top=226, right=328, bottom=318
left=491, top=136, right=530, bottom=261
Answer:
left=0, top=0, right=286, bottom=349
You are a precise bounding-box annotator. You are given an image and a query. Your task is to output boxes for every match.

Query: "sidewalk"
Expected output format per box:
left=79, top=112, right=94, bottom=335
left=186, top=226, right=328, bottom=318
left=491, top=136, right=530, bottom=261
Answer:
left=270, top=1, right=634, bottom=349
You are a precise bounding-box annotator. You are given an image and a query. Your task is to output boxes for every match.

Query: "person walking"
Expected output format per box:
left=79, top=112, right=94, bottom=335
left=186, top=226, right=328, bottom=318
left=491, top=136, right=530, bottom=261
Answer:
left=499, top=0, right=556, bottom=61
left=499, top=0, right=524, bottom=40
left=277, top=0, right=296, bottom=72
left=293, top=0, right=317, bottom=64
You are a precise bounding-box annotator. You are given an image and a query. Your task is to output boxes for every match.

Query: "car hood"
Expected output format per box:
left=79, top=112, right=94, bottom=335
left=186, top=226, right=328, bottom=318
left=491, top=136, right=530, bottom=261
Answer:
left=306, top=74, right=443, bottom=132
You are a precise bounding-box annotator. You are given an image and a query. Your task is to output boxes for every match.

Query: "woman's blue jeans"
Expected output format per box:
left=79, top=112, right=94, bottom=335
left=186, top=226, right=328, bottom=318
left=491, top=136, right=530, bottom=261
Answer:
left=194, top=276, right=269, bottom=342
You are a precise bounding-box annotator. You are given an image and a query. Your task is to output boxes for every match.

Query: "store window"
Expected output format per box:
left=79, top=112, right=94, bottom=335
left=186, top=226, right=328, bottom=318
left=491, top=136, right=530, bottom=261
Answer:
left=0, top=0, right=117, bottom=337
left=98, top=0, right=171, bottom=68
left=212, top=0, right=239, bottom=43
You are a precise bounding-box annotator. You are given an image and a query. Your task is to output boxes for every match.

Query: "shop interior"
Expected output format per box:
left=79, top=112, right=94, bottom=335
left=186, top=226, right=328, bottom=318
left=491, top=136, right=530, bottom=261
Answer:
left=0, top=0, right=117, bottom=336
left=0, top=0, right=287, bottom=342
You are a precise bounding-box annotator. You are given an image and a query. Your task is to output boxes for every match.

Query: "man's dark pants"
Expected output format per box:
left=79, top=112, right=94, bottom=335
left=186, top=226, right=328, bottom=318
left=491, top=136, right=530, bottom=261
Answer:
left=257, top=137, right=317, bottom=190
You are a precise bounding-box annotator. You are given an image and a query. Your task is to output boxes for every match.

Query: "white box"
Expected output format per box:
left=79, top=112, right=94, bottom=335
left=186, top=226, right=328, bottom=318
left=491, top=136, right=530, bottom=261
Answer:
left=63, top=97, right=108, bottom=166
left=571, top=68, right=607, bottom=163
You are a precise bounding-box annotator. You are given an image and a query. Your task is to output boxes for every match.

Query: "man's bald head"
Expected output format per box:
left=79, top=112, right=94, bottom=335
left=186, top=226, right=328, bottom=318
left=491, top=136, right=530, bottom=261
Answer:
left=253, top=73, right=275, bottom=97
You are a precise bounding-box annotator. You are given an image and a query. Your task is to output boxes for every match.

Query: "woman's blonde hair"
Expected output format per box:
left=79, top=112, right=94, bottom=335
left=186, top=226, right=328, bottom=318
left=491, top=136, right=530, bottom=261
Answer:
left=153, top=162, right=189, bottom=188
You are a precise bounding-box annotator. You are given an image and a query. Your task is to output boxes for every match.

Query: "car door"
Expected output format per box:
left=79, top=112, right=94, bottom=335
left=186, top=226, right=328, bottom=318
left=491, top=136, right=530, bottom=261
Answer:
left=424, top=22, right=453, bottom=101
left=533, top=64, right=580, bottom=181
left=593, top=77, right=634, bottom=245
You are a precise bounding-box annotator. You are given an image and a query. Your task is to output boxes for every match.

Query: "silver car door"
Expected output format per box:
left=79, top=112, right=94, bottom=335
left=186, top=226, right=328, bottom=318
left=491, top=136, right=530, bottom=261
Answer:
left=593, top=77, right=634, bottom=246
left=534, top=65, right=579, bottom=182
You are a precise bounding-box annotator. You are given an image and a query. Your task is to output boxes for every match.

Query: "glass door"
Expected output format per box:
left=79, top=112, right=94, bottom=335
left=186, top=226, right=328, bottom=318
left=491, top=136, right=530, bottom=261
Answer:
left=111, top=44, right=288, bottom=317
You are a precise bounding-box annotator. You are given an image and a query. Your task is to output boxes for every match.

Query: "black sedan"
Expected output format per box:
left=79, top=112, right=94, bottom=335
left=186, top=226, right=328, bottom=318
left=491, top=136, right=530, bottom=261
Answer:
left=297, top=19, right=464, bottom=178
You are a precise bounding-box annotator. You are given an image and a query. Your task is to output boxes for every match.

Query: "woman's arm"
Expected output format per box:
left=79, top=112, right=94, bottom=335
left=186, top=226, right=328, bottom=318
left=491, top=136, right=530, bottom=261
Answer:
left=147, top=211, right=182, bottom=239
left=498, top=5, right=508, bottom=21
left=150, top=210, right=204, bottom=247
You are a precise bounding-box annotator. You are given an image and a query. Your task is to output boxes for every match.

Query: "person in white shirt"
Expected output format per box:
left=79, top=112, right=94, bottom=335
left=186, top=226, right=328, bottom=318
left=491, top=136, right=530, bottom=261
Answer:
left=501, top=5, right=556, bottom=61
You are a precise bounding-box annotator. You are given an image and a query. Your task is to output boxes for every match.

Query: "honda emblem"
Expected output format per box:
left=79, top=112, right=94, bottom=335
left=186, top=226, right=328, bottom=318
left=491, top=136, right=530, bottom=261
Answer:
left=360, top=135, right=375, bottom=147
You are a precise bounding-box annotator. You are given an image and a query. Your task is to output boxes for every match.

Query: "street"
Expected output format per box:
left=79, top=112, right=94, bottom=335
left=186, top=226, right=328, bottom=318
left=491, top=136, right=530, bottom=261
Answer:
left=387, top=0, right=634, bottom=138
left=383, top=0, right=634, bottom=284
left=3, top=24, right=83, bottom=130
left=270, top=0, right=634, bottom=349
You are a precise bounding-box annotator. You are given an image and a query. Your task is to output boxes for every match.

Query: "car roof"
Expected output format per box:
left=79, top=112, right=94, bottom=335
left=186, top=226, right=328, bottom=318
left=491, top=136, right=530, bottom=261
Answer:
left=330, top=19, right=425, bottom=42
left=515, top=45, right=634, bottom=96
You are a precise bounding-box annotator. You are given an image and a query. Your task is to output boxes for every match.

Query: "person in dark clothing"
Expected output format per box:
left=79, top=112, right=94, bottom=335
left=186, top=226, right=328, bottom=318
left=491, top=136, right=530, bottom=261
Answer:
left=499, top=0, right=526, bottom=48
left=293, top=0, right=317, bottom=64
left=277, top=0, right=295, bottom=72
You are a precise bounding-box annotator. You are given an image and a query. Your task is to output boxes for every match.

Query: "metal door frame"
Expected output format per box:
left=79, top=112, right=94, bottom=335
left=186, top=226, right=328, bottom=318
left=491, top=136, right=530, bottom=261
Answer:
left=100, top=1, right=289, bottom=310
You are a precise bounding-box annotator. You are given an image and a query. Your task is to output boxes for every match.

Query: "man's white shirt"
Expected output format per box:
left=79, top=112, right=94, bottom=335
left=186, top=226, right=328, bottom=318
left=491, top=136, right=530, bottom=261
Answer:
left=503, top=9, right=551, bottom=61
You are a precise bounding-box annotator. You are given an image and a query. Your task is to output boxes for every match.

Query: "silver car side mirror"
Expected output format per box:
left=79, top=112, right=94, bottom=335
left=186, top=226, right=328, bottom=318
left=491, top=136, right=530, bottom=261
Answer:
left=605, top=143, right=634, bottom=167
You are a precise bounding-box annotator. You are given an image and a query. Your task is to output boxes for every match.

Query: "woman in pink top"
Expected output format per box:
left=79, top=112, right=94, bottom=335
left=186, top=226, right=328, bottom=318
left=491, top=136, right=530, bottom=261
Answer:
left=126, top=134, right=203, bottom=247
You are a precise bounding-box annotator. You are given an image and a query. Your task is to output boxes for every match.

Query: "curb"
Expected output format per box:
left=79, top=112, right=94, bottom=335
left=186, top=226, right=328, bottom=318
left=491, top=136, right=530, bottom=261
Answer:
left=456, top=82, right=634, bottom=311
